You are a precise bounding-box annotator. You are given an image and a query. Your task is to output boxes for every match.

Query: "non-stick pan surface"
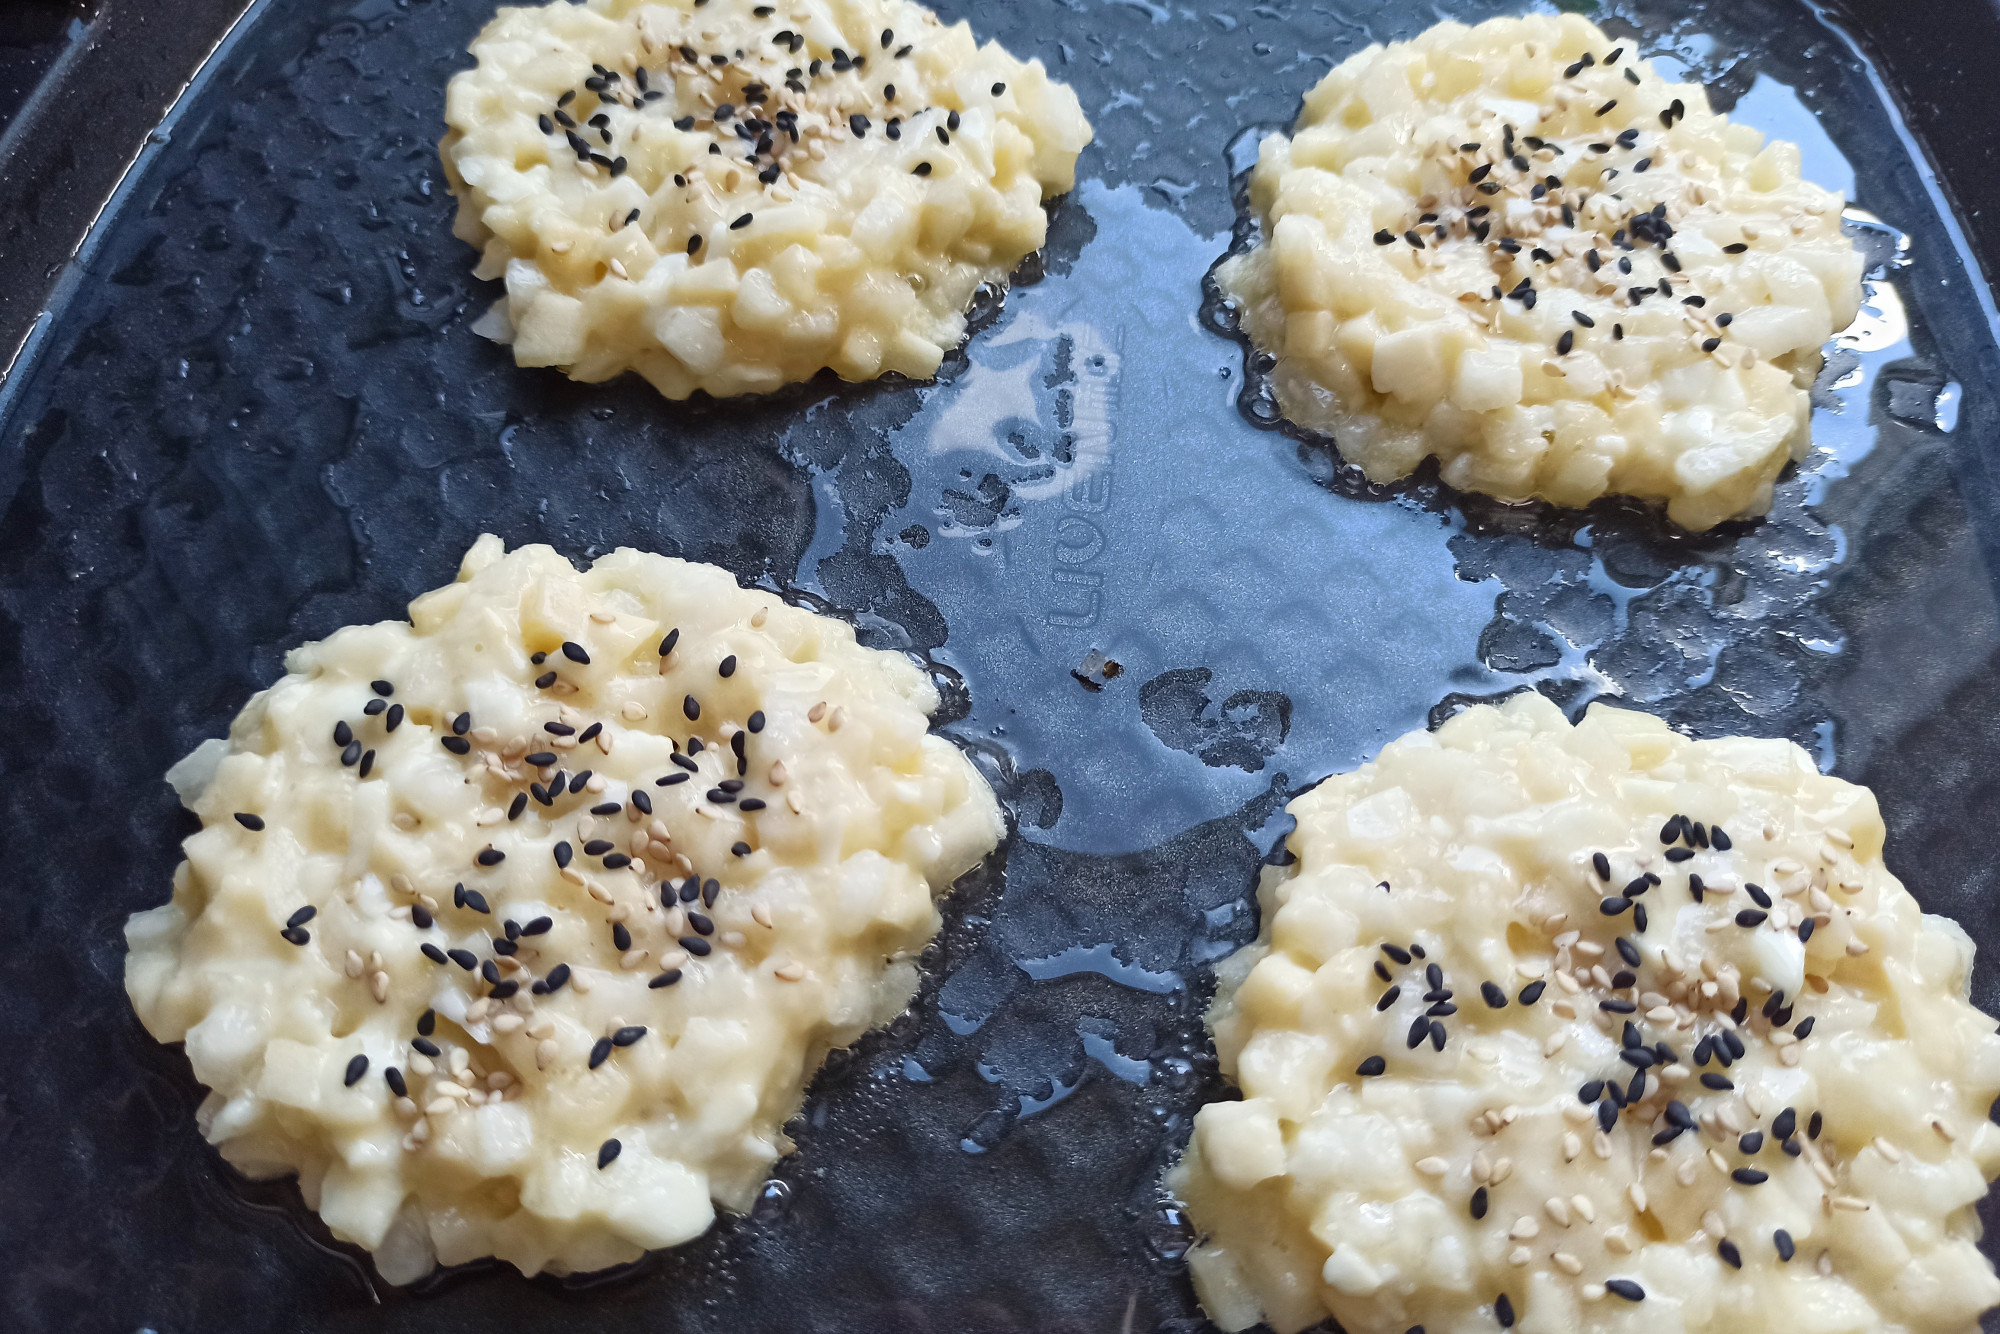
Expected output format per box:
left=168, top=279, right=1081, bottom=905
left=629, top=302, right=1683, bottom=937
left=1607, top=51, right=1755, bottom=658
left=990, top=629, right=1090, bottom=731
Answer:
left=4, top=0, right=2000, bottom=1330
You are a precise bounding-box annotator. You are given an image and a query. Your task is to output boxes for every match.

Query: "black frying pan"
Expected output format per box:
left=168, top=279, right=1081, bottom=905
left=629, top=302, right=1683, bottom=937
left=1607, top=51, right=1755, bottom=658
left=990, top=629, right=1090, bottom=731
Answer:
left=3, top=1, right=2000, bottom=1330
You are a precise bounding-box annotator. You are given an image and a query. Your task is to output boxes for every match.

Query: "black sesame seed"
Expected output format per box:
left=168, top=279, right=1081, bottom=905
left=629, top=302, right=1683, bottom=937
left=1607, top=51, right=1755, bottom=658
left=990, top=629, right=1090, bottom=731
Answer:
left=1615, top=936, right=1640, bottom=967
left=1718, top=1238, right=1742, bottom=1268
left=703, top=879, right=718, bottom=906
left=343, top=739, right=365, bottom=765
left=1722, top=1030, right=1745, bottom=1060
left=1794, top=1015, right=1815, bottom=1039
left=1600, top=896, right=1631, bottom=915
left=1518, top=980, right=1546, bottom=1005
left=1740, top=1131, right=1765, bottom=1154
left=1711, top=826, right=1732, bottom=850
left=613, top=1025, right=647, bottom=1047
left=440, top=736, right=470, bottom=756
left=731, top=841, right=752, bottom=857
left=364, top=698, right=388, bottom=716
left=1354, top=1055, right=1386, bottom=1077
left=681, top=935, right=713, bottom=957
left=1732, top=1168, right=1768, bottom=1185
left=684, top=695, right=701, bottom=720
left=412, top=1037, right=441, bottom=1057
left=649, top=969, right=683, bottom=988
left=385, top=1066, right=407, bottom=1098
left=1601, top=998, right=1636, bottom=1013
left=1735, top=909, right=1767, bottom=927
left=476, top=848, right=505, bottom=867
left=589, top=1038, right=614, bottom=1069
left=1592, top=851, right=1611, bottom=880
left=1495, top=1293, right=1515, bottom=1328
left=280, top=926, right=310, bottom=946
left=1471, top=1185, right=1489, bottom=1219
left=1809, top=1111, right=1822, bottom=1139
left=422, top=943, right=448, bottom=964
left=561, top=641, right=590, bottom=664
left=412, top=904, right=434, bottom=929
left=1407, top=1016, right=1430, bottom=1049
left=234, top=812, right=266, bottom=831
left=544, top=963, right=571, bottom=992
left=286, top=905, right=317, bottom=930
left=481, top=960, right=501, bottom=985
left=334, top=720, right=354, bottom=748
left=730, top=213, right=753, bottom=230
left=1605, top=1279, right=1644, bottom=1303
left=1664, top=847, right=1693, bottom=862
left=1481, top=981, right=1508, bottom=1008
